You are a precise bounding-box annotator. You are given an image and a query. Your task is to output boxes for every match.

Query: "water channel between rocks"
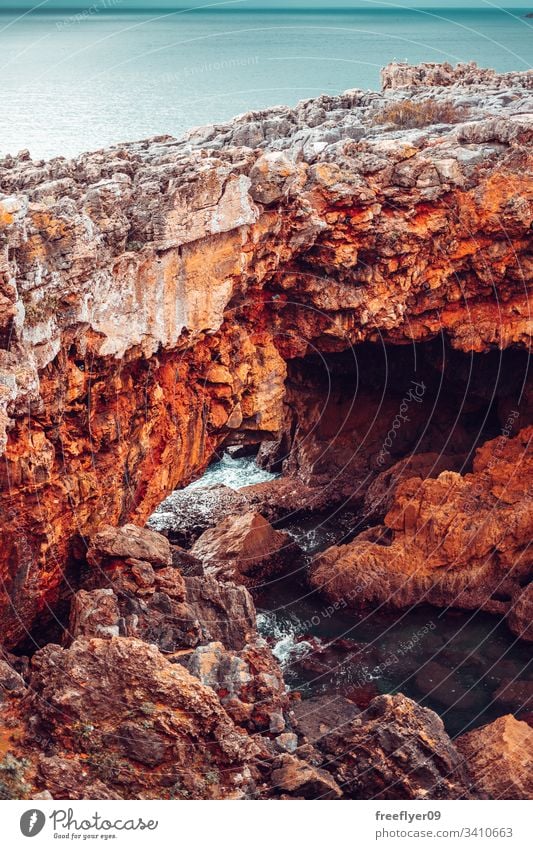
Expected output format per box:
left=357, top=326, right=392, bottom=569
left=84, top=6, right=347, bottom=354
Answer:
left=153, top=452, right=532, bottom=739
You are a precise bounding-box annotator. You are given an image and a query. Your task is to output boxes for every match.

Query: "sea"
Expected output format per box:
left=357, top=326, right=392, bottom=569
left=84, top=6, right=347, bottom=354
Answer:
left=0, top=7, right=531, bottom=160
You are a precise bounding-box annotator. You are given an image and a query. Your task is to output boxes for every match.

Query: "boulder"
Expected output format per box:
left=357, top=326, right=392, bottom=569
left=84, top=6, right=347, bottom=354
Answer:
left=30, top=637, right=259, bottom=800
left=319, top=693, right=472, bottom=800
left=67, top=588, right=121, bottom=640
left=87, top=524, right=172, bottom=568
left=456, top=715, right=533, bottom=799
left=0, top=658, right=26, bottom=696
left=291, top=695, right=360, bottom=745
left=148, top=484, right=249, bottom=547
left=191, top=511, right=299, bottom=585
left=184, top=574, right=256, bottom=650
left=187, top=638, right=287, bottom=731
left=270, top=754, right=342, bottom=799
left=310, top=427, right=533, bottom=633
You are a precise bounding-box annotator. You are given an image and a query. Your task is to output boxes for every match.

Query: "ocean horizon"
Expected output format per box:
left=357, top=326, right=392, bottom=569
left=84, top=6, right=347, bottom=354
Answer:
left=0, top=6, right=531, bottom=159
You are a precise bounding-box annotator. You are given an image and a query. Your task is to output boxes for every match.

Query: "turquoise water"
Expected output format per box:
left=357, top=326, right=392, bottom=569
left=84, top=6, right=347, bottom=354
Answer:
left=0, top=8, right=531, bottom=159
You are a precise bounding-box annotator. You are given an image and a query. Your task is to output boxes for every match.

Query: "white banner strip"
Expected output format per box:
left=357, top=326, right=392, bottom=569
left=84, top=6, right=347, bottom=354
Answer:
left=2, top=799, right=531, bottom=848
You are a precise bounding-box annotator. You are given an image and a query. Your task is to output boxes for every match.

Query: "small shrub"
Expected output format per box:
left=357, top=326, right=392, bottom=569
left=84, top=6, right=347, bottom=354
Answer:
left=373, top=98, right=469, bottom=129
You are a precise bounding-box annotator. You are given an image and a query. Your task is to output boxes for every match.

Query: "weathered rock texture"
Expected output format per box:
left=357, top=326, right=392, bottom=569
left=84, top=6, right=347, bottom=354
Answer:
left=0, top=63, right=532, bottom=644
left=30, top=636, right=261, bottom=800
left=306, top=693, right=473, bottom=800
left=310, top=426, right=533, bottom=617
left=456, top=715, right=533, bottom=800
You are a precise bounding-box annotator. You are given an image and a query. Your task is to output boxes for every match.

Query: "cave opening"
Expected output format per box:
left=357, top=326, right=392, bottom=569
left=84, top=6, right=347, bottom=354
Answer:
left=12, top=335, right=531, bottom=739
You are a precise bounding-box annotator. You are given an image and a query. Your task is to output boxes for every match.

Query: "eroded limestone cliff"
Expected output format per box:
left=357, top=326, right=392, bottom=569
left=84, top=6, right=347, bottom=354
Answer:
left=0, top=63, right=532, bottom=801
left=0, top=62, right=531, bottom=651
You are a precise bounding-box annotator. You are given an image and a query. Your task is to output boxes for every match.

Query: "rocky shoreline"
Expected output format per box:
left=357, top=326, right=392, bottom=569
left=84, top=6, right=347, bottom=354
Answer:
left=0, top=61, right=532, bottom=800
left=0, top=518, right=531, bottom=801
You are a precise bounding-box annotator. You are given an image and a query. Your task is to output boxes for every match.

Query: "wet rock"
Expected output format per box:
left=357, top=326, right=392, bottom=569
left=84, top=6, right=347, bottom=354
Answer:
left=149, top=484, right=249, bottom=547
left=291, top=695, right=360, bottom=745
left=342, top=683, right=382, bottom=710
left=242, top=476, right=335, bottom=523
left=456, top=715, right=533, bottom=799
left=270, top=754, right=342, bottom=799
left=184, top=574, right=256, bottom=650
left=191, top=511, right=299, bottom=585
left=508, top=583, right=533, bottom=642
left=320, top=694, right=472, bottom=800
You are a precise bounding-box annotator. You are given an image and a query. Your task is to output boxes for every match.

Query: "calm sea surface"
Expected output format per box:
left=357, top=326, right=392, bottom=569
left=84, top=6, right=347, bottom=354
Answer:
left=0, top=8, right=531, bottom=159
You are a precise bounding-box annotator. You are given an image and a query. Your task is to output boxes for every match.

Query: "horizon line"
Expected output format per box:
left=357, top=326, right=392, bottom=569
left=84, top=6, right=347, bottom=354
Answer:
left=0, top=5, right=530, bottom=12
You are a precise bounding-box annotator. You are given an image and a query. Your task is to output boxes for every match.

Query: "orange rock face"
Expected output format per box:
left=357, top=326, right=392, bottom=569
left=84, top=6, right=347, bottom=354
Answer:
left=0, top=64, right=532, bottom=644
left=456, top=715, right=533, bottom=799
left=310, top=426, right=533, bottom=614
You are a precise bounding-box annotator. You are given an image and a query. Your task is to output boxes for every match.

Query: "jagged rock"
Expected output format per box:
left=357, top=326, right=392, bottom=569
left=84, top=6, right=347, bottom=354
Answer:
left=187, top=638, right=287, bottom=731
left=38, top=756, right=121, bottom=800
left=191, top=511, right=299, bottom=585
left=171, top=545, right=204, bottom=576
left=507, top=583, right=533, bottom=642
left=0, top=658, right=26, bottom=696
left=184, top=574, right=256, bottom=650
left=120, top=592, right=202, bottom=652
left=274, top=732, right=298, bottom=754
left=310, top=427, right=533, bottom=632
left=117, top=722, right=171, bottom=768
left=319, top=694, right=472, bottom=800
left=67, top=588, right=121, bottom=640
left=87, top=524, right=172, bottom=569
left=456, top=715, right=533, bottom=799
left=382, top=61, right=533, bottom=90
left=30, top=637, right=260, bottom=799
left=270, top=754, right=342, bottom=799
left=149, top=484, right=249, bottom=547
left=363, top=452, right=466, bottom=523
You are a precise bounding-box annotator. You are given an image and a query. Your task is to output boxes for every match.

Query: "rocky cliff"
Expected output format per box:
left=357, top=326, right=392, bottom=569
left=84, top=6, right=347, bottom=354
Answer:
left=0, top=61, right=532, bottom=647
